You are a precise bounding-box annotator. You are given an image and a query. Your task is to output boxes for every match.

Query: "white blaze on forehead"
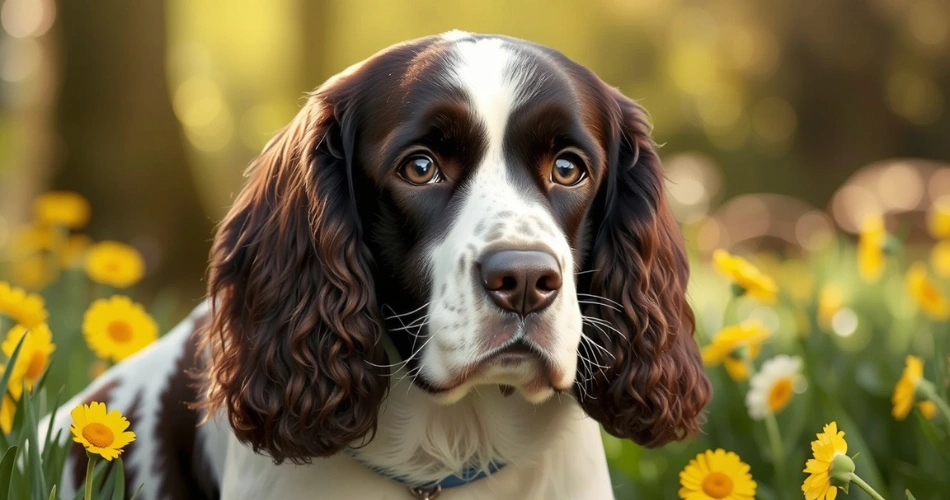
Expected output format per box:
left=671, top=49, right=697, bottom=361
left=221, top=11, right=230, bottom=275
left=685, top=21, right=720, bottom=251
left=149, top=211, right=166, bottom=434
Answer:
left=449, top=37, right=523, bottom=154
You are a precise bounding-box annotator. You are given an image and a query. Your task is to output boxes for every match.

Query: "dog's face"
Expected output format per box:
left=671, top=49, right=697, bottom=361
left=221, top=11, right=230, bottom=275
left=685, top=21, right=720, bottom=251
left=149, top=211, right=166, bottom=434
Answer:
left=202, top=32, right=710, bottom=464
left=354, top=36, right=608, bottom=404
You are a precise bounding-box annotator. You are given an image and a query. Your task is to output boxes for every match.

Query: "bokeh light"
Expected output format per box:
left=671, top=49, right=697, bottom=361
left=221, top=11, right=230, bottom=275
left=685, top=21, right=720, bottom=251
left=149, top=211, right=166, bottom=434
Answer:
left=831, top=159, right=950, bottom=233
left=0, top=0, right=55, bottom=39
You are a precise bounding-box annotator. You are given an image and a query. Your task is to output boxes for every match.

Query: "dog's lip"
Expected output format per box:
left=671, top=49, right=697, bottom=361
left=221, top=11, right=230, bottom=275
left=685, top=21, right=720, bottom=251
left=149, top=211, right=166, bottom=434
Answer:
left=414, top=339, right=558, bottom=395
left=485, top=339, right=537, bottom=363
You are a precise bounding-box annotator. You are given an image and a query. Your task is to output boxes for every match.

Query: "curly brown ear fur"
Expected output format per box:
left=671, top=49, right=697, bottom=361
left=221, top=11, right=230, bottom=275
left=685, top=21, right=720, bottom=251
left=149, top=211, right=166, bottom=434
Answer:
left=577, top=88, right=711, bottom=447
left=201, top=84, right=388, bottom=464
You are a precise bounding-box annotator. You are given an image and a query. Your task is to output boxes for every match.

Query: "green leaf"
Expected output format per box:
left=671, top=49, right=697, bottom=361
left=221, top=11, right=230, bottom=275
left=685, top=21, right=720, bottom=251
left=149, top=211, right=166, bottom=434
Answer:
left=42, top=388, right=64, bottom=462
left=21, top=386, right=48, bottom=499
left=128, top=483, right=144, bottom=500
left=0, top=446, right=18, bottom=500
left=110, top=458, right=125, bottom=500
left=0, top=334, right=28, bottom=449
left=932, top=324, right=946, bottom=403
left=0, top=334, right=27, bottom=396
left=48, top=484, right=56, bottom=500
left=906, top=489, right=917, bottom=500
left=915, top=410, right=950, bottom=461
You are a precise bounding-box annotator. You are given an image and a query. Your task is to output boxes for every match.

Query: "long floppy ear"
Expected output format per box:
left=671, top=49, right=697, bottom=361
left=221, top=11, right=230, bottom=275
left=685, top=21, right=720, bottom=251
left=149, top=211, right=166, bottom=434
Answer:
left=201, top=83, right=388, bottom=464
left=577, top=87, right=710, bottom=447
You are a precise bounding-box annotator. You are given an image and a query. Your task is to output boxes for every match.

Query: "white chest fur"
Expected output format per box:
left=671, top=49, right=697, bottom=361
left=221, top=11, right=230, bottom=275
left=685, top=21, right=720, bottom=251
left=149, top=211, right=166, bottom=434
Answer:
left=220, top=385, right=614, bottom=500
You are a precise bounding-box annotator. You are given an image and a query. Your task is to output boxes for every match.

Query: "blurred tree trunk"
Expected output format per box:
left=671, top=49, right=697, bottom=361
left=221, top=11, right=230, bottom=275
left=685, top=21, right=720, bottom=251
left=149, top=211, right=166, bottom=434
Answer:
left=51, top=0, right=212, bottom=300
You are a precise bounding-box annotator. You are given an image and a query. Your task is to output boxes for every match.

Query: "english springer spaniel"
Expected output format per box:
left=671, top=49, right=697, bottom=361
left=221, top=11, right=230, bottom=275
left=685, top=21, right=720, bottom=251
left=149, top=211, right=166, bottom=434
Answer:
left=43, top=31, right=710, bottom=499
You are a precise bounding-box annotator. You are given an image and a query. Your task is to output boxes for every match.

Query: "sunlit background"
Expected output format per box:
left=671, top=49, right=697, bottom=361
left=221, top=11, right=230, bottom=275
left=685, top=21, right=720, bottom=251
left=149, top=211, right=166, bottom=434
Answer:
left=1, top=0, right=950, bottom=499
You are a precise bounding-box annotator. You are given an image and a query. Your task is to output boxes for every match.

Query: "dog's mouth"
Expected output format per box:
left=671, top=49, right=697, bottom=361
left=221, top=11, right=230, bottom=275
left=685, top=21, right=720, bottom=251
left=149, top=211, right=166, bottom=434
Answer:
left=414, top=338, right=568, bottom=399
left=484, top=338, right=539, bottom=365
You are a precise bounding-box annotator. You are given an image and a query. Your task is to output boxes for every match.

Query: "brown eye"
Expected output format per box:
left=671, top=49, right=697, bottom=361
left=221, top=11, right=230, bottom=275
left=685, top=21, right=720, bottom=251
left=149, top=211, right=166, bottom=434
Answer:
left=552, top=156, right=585, bottom=186
left=400, top=154, right=441, bottom=185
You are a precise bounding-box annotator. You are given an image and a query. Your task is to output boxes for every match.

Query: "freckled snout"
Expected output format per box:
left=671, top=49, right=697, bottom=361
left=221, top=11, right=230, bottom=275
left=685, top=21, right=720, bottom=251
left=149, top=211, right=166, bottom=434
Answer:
left=479, top=249, right=562, bottom=317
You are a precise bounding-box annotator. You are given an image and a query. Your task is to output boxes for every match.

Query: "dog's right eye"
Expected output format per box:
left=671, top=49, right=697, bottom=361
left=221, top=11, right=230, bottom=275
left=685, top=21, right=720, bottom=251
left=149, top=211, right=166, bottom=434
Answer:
left=399, top=154, right=441, bottom=185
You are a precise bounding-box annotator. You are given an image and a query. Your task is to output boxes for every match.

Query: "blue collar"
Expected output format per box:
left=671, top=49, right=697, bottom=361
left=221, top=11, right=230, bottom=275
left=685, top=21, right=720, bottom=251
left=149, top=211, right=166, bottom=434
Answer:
left=372, top=462, right=506, bottom=490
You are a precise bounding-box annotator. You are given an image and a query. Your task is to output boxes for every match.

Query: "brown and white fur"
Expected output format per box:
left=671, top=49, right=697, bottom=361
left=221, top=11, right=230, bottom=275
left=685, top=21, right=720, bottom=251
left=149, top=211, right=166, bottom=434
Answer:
left=42, top=31, right=710, bottom=499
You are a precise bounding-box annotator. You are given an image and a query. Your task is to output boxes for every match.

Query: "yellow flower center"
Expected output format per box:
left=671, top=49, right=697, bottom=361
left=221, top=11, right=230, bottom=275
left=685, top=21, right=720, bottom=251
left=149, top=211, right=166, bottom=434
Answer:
left=107, top=320, right=133, bottom=343
left=768, top=377, right=794, bottom=412
left=701, top=471, right=734, bottom=498
left=81, top=422, right=114, bottom=448
left=104, top=261, right=122, bottom=273
left=26, top=352, right=48, bottom=380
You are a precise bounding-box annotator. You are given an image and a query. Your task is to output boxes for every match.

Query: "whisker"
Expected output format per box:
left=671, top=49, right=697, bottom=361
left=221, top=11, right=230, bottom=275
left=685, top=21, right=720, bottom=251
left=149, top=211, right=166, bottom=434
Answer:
left=582, top=316, right=628, bottom=341
left=580, top=332, right=615, bottom=361
left=577, top=299, right=623, bottom=313
left=365, top=321, right=435, bottom=370
left=577, top=334, right=608, bottom=371
left=388, top=318, right=431, bottom=332
left=577, top=293, right=624, bottom=308
left=393, top=364, right=423, bottom=393
left=383, top=301, right=431, bottom=321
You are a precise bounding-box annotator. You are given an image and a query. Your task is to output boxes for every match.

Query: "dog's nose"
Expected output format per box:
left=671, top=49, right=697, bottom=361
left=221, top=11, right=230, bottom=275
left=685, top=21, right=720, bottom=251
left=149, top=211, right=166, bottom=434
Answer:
left=479, top=249, right=562, bottom=316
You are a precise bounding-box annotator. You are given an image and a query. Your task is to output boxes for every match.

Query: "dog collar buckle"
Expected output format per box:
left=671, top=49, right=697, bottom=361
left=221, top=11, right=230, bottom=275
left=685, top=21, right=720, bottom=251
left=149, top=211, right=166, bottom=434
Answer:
left=409, top=485, right=441, bottom=499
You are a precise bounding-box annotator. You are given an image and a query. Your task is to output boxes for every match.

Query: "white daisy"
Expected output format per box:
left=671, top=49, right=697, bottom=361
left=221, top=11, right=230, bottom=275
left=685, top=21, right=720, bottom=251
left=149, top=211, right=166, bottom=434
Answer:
left=745, top=355, right=805, bottom=420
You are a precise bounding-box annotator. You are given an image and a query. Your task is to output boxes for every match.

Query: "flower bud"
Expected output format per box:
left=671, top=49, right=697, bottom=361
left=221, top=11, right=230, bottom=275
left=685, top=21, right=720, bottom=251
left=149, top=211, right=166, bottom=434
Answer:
left=829, top=453, right=856, bottom=493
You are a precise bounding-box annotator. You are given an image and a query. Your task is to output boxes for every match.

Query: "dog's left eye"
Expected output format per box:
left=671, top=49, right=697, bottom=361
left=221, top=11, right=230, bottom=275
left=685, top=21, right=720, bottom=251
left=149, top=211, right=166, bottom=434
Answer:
left=552, top=155, right=586, bottom=186
left=400, top=154, right=442, bottom=185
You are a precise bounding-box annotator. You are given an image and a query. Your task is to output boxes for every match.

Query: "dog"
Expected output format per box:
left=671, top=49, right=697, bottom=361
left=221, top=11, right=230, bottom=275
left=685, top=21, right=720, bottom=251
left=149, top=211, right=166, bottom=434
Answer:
left=43, top=31, right=711, bottom=499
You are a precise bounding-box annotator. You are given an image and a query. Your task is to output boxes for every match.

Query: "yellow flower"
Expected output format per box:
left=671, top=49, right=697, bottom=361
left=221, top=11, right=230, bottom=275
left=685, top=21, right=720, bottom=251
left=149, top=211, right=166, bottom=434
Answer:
left=713, top=250, right=778, bottom=303
left=918, top=401, right=937, bottom=419
left=702, top=320, right=770, bottom=382
left=1, top=324, right=55, bottom=390
left=928, top=198, right=950, bottom=239
left=817, top=285, right=845, bottom=328
left=803, top=422, right=848, bottom=500
left=905, top=262, right=950, bottom=320
left=69, top=401, right=135, bottom=461
left=857, top=214, right=886, bottom=283
left=932, top=240, right=950, bottom=279
left=892, top=355, right=925, bottom=420
left=83, top=296, right=158, bottom=362
left=60, top=234, right=93, bottom=268
left=0, top=361, right=25, bottom=434
left=723, top=353, right=756, bottom=383
left=678, top=448, right=756, bottom=500
left=33, top=191, right=90, bottom=230
left=84, top=241, right=145, bottom=288
left=0, top=395, right=15, bottom=434
left=0, top=281, right=48, bottom=329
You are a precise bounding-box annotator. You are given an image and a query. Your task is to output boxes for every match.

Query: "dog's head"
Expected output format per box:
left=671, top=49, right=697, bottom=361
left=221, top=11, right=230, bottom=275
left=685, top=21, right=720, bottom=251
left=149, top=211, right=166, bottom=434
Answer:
left=202, top=32, right=710, bottom=464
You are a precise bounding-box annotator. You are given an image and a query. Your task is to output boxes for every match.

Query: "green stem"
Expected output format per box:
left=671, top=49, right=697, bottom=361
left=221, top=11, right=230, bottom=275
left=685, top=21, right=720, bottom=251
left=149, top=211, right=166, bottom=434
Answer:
left=927, top=391, right=950, bottom=425
left=739, top=352, right=788, bottom=498
left=918, top=380, right=950, bottom=425
left=723, top=295, right=740, bottom=326
left=850, top=473, right=887, bottom=500
left=932, top=322, right=946, bottom=402
left=764, top=411, right=787, bottom=495
left=84, top=452, right=95, bottom=500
